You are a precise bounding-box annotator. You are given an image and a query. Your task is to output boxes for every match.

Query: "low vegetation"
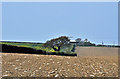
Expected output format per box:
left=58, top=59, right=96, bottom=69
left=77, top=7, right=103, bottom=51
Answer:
left=0, top=42, right=54, bottom=52
left=43, top=36, right=70, bottom=51
left=1, top=36, right=118, bottom=56
left=0, top=41, right=76, bottom=56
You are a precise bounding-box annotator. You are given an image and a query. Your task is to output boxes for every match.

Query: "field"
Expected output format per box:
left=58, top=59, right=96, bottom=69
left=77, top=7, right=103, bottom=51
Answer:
left=0, top=42, right=55, bottom=52
left=1, top=42, right=119, bottom=78
left=0, top=41, right=76, bottom=55
left=1, top=53, right=118, bottom=77
left=76, top=47, right=119, bottom=56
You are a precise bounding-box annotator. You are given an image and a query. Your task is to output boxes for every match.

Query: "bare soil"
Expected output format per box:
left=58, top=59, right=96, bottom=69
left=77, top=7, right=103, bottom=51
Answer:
left=76, top=47, right=118, bottom=56
left=1, top=53, right=118, bottom=77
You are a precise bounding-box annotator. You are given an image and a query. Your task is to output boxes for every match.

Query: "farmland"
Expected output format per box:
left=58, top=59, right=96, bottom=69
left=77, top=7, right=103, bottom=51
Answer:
left=76, top=47, right=119, bottom=56
left=0, top=42, right=55, bottom=52
left=1, top=53, right=118, bottom=78
left=1, top=41, right=119, bottom=78
left=0, top=41, right=76, bottom=56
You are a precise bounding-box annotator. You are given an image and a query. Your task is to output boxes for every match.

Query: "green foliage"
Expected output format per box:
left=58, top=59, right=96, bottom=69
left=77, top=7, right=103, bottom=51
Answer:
left=0, top=41, right=76, bottom=55
left=43, top=36, right=70, bottom=51
left=1, top=42, right=54, bottom=52
left=60, top=44, right=73, bottom=52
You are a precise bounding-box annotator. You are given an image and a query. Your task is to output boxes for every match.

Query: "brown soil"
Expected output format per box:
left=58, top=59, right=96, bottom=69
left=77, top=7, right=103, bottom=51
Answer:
left=76, top=47, right=118, bottom=56
left=1, top=53, right=118, bottom=77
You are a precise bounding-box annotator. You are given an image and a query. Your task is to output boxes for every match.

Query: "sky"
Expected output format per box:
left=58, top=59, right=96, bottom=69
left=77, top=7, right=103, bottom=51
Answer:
left=2, top=2, right=118, bottom=45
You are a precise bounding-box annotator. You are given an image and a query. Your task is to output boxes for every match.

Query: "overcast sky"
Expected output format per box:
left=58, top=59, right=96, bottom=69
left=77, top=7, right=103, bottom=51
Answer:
left=2, top=2, right=118, bottom=45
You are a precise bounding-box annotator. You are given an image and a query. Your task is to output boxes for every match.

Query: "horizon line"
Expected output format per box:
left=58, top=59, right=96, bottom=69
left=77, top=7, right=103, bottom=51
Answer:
left=0, top=40, right=119, bottom=45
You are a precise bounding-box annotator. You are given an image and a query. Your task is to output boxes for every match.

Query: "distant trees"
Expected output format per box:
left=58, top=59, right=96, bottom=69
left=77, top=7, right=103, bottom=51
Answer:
left=43, top=36, right=70, bottom=51
left=84, top=38, right=88, bottom=42
left=44, top=36, right=96, bottom=52
left=75, top=38, right=81, bottom=43
left=75, top=38, right=96, bottom=46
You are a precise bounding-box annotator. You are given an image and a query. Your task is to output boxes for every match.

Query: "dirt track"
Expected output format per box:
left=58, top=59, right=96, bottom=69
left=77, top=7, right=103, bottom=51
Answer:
left=1, top=53, right=118, bottom=77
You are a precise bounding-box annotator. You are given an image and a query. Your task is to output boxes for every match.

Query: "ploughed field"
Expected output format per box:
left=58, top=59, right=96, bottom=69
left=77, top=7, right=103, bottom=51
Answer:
left=76, top=47, right=119, bottom=56
left=1, top=53, right=118, bottom=77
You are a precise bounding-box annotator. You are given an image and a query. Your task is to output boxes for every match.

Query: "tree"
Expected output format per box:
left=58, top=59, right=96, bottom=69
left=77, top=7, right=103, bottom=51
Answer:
left=84, top=38, right=88, bottom=42
left=43, top=36, right=70, bottom=51
left=75, top=38, right=81, bottom=43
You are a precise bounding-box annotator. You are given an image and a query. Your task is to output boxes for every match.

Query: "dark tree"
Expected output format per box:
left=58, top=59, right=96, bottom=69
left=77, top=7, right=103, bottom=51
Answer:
left=75, top=38, right=81, bottom=43
left=43, top=36, right=70, bottom=51
left=84, top=38, right=88, bottom=42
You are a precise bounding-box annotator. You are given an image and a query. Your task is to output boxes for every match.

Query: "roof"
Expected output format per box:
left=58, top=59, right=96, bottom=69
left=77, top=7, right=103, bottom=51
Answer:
left=70, top=40, right=76, bottom=42
left=70, top=40, right=76, bottom=43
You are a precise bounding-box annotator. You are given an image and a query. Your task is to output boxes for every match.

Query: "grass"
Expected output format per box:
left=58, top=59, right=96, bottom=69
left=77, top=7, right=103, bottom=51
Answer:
left=0, top=42, right=55, bottom=52
left=0, top=41, right=76, bottom=54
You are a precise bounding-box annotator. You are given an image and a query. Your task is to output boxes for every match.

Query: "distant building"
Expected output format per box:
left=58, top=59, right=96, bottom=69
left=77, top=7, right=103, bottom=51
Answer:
left=70, top=40, right=84, bottom=46
left=70, top=38, right=96, bottom=46
left=70, top=40, right=78, bottom=45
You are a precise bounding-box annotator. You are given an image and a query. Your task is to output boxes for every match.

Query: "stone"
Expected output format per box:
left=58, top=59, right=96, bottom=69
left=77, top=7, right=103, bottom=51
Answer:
left=55, top=74, right=59, bottom=77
